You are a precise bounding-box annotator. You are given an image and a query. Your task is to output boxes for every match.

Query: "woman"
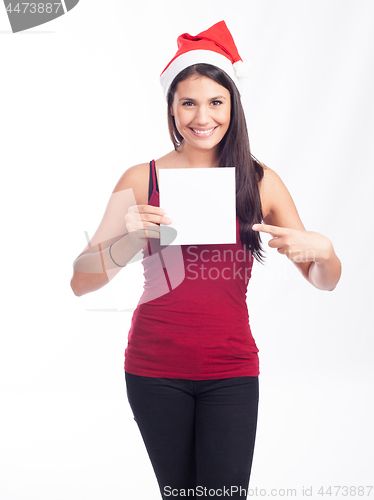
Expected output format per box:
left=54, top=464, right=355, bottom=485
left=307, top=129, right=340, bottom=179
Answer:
left=71, top=21, right=341, bottom=499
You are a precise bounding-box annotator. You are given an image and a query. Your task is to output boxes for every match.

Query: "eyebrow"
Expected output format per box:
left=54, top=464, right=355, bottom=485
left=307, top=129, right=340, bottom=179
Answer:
left=178, top=95, right=227, bottom=101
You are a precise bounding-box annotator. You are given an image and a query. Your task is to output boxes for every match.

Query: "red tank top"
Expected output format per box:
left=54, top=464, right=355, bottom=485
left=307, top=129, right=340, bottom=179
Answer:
left=124, top=160, right=259, bottom=380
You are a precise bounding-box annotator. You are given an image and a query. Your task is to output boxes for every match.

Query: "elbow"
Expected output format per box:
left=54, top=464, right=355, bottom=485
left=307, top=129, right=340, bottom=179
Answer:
left=319, top=276, right=341, bottom=292
left=328, top=276, right=341, bottom=292
left=313, top=278, right=340, bottom=292
left=328, top=261, right=342, bottom=291
left=70, top=267, right=109, bottom=297
left=70, top=277, right=83, bottom=297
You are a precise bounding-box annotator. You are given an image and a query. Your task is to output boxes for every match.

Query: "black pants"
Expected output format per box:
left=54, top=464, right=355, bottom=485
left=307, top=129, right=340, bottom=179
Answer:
left=125, top=372, right=259, bottom=499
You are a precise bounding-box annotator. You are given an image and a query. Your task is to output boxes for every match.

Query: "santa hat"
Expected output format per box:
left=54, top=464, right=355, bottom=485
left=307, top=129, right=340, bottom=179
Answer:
left=160, top=20, right=252, bottom=99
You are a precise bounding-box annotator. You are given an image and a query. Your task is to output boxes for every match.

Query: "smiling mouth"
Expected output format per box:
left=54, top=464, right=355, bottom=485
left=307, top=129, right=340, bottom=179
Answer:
left=189, top=126, right=218, bottom=136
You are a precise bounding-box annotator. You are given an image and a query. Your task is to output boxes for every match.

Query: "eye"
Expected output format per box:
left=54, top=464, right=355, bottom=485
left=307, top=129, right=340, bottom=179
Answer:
left=182, top=101, right=194, bottom=106
left=211, top=100, right=223, bottom=106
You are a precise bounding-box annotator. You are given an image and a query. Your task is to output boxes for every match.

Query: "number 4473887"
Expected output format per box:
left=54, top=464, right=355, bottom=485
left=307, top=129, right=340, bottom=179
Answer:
left=6, top=3, right=62, bottom=14
left=318, top=486, right=373, bottom=496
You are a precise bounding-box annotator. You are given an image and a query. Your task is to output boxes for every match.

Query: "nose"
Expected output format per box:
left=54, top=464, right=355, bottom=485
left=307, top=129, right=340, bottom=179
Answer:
left=195, top=105, right=210, bottom=125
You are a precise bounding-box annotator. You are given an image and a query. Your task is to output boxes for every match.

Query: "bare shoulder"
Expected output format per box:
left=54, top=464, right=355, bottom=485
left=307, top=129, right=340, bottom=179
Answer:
left=112, top=162, right=150, bottom=205
left=257, top=163, right=305, bottom=231
left=258, top=162, right=281, bottom=192
left=112, top=151, right=176, bottom=202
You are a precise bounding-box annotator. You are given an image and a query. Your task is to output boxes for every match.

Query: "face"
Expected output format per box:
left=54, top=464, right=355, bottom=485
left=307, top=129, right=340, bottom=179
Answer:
left=170, top=75, right=231, bottom=152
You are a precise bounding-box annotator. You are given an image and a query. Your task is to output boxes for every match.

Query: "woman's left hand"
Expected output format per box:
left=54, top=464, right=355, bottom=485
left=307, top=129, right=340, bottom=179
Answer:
left=252, top=223, right=333, bottom=263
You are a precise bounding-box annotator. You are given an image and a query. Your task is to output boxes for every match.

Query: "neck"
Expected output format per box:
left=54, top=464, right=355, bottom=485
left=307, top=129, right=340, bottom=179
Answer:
left=174, top=140, right=220, bottom=168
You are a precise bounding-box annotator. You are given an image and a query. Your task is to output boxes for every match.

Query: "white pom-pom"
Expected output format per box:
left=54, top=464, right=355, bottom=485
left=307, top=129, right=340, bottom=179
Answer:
left=233, top=60, right=253, bottom=79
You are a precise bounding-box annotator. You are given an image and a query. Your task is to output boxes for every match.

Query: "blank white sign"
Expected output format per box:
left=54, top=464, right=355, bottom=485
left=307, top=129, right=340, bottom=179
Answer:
left=159, top=167, right=236, bottom=246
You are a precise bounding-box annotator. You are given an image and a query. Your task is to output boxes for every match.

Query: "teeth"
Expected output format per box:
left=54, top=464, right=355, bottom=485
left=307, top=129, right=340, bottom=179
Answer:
left=192, top=127, right=216, bottom=134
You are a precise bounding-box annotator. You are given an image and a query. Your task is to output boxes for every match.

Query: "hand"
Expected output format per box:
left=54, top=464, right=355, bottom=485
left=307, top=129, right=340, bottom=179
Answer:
left=125, top=205, right=172, bottom=248
left=252, top=223, right=333, bottom=263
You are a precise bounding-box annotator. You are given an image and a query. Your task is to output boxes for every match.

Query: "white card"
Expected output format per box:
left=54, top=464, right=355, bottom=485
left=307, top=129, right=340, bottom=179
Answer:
left=159, top=167, right=236, bottom=246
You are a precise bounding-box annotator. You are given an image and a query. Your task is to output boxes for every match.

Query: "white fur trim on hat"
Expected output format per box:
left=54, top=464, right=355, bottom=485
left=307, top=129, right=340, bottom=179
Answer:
left=233, top=60, right=253, bottom=78
left=160, top=49, right=240, bottom=99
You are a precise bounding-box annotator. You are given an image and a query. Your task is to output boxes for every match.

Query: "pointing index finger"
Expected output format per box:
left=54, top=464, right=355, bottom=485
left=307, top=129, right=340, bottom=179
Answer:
left=252, top=223, right=287, bottom=236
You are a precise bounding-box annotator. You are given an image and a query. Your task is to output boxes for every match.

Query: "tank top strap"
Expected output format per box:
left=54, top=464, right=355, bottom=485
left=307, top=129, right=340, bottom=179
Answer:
left=153, top=159, right=159, bottom=192
left=148, top=159, right=159, bottom=202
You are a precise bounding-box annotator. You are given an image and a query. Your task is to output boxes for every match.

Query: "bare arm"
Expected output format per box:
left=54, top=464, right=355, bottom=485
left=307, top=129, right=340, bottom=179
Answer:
left=70, top=164, right=144, bottom=296
left=71, top=233, right=144, bottom=297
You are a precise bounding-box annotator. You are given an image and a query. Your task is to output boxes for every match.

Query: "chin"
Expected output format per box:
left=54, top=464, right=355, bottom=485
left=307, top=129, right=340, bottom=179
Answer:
left=192, top=141, right=220, bottom=150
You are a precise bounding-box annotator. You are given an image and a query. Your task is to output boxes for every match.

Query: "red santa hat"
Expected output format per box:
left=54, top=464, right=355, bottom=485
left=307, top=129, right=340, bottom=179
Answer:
left=160, top=20, right=252, bottom=99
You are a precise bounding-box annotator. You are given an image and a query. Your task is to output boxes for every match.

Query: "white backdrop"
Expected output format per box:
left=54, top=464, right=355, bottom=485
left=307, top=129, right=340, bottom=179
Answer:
left=1, top=1, right=373, bottom=499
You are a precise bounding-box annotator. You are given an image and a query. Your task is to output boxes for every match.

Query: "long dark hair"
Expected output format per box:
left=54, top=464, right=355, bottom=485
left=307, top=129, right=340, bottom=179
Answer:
left=166, top=63, right=265, bottom=263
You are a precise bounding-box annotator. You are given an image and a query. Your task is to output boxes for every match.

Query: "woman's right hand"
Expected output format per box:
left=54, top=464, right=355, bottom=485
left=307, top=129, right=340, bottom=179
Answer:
left=125, top=205, right=172, bottom=248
